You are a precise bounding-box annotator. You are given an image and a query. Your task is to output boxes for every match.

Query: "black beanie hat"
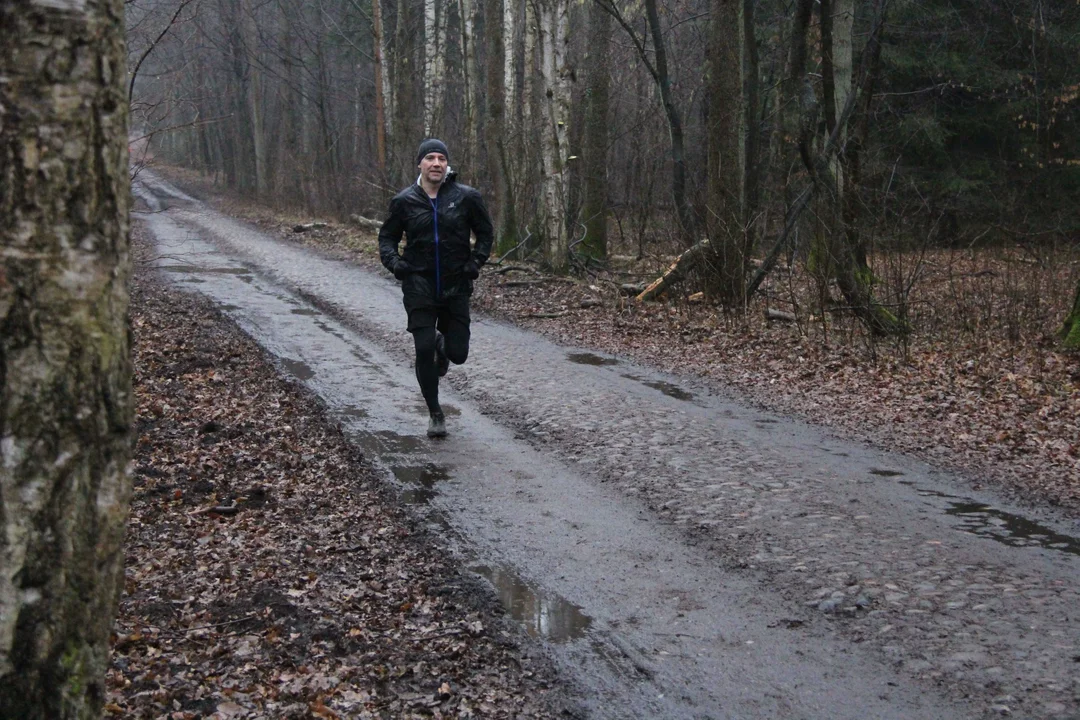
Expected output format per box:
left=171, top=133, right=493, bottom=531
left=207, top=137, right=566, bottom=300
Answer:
left=416, top=138, right=449, bottom=165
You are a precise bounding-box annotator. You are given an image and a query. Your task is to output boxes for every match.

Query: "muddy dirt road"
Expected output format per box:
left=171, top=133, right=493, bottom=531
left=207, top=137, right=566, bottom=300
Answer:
left=133, top=172, right=1080, bottom=719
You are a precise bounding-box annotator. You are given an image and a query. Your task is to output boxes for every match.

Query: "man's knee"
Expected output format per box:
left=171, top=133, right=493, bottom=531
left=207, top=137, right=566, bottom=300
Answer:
left=444, top=335, right=469, bottom=365
left=412, top=327, right=437, bottom=356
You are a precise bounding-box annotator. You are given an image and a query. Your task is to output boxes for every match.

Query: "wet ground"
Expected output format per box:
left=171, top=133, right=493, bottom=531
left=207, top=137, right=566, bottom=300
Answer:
left=133, top=172, right=1080, bottom=719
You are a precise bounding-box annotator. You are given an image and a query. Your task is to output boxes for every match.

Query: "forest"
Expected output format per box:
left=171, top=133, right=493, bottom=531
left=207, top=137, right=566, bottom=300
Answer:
left=127, top=0, right=1080, bottom=345
left=4, top=0, right=1080, bottom=716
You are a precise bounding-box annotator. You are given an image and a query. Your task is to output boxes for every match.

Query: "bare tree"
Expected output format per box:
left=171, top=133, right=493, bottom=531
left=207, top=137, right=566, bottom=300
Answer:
left=581, top=0, right=613, bottom=260
left=705, top=0, right=746, bottom=305
left=593, top=0, right=697, bottom=245
left=0, top=0, right=133, bottom=717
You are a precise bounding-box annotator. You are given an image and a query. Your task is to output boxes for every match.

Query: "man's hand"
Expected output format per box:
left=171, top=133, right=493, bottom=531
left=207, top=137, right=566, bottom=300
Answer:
left=393, top=260, right=413, bottom=281
left=463, top=260, right=480, bottom=280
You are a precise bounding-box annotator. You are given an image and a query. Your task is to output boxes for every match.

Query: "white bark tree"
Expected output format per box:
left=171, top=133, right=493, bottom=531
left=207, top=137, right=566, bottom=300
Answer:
left=423, top=0, right=447, bottom=135
left=0, top=0, right=133, bottom=716
left=373, top=0, right=392, bottom=171
left=459, top=0, right=479, bottom=160
left=534, top=0, right=571, bottom=271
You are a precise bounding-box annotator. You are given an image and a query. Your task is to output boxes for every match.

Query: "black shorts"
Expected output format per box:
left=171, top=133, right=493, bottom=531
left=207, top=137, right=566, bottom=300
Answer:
left=405, top=294, right=471, bottom=333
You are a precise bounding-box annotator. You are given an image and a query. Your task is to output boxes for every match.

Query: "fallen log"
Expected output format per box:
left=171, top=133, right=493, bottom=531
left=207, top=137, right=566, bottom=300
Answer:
left=489, top=264, right=538, bottom=276
left=293, top=222, right=329, bottom=233
left=348, top=214, right=384, bottom=231
left=635, top=238, right=710, bottom=303
left=765, top=308, right=797, bottom=323
left=522, top=311, right=569, bottom=319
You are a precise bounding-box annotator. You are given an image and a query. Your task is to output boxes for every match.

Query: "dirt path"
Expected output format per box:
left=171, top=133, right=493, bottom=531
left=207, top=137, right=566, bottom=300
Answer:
left=131, top=172, right=1080, bottom=719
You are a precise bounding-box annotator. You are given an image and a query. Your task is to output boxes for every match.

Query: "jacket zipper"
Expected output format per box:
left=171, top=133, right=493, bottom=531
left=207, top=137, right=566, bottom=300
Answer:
left=430, top=196, right=441, bottom=297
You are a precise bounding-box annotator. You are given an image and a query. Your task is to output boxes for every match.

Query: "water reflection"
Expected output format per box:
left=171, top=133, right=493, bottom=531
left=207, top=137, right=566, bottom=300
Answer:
left=622, top=373, right=694, bottom=401
left=567, top=352, right=620, bottom=366
left=393, top=464, right=452, bottom=505
left=279, top=357, right=315, bottom=380
left=908, top=486, right=1080, bottom=556
left=471, top=564, right=591, bottom=642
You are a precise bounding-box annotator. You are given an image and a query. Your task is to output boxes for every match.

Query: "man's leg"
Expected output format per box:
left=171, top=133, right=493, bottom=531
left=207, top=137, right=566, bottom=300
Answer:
left=407, top=308, right=441, bottom=412
left=410, top=326, right=440, bottom=410
left=438, top=296, right=472, bottom=366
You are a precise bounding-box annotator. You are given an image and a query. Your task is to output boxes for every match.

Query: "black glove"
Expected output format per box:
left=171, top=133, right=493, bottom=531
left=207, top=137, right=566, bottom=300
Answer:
left=393, top=260, right=412, bottom=281
left=463, top=260, right=480, bottom=280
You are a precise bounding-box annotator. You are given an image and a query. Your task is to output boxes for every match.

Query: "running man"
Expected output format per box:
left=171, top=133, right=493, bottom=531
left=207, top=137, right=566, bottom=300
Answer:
left=378, top=139, right=494, bottom=437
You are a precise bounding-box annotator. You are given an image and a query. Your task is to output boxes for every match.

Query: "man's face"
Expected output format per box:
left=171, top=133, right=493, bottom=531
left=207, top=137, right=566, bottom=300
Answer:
left=418, top=152, right=447, bottom=184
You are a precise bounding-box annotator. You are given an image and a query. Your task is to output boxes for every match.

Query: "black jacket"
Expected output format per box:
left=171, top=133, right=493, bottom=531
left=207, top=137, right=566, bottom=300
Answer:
left=378, top=173, right=494, bottom=302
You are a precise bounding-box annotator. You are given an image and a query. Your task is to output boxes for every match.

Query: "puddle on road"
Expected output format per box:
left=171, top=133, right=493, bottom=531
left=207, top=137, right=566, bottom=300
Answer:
left=279, top=358, right=315, bottom=380
left=291, top=308, right=321, bottom=316
left=393, top=464, right=452, bottom=505
left=644, top=380, right=693, bottom=401
left=622, top=374, right=694, bottom=401
left=870, top=468, right=905, bottom=477
left=946, top=502, right=1080, bottom=556
left=902, top=485, right=1080, bottom=556
left=220, top=304, right=242, bottom=312
left=471, top=564, right=591, bottom=642
left=568, top=352, right=620, bottom=366
left=162, top=265, right=252, bottom=276
left=352, top=430, right=426, bottom=457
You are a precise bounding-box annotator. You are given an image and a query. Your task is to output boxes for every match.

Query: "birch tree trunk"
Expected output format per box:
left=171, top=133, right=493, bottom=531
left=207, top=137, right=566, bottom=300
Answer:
left=522, top=0, right=535, bottom=131
left=423, top=0, right=446, bottom=135
left=485, top=0, right=518, bottom=252
left=459, top=0, right=479, bottom=161
left=504, top=0, right=517, bottom=120
left=373, top=0, right=391, bottom=172
left=535, top=0, right=571, bottom=271
left=0, top=0, right=133, bottom=717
